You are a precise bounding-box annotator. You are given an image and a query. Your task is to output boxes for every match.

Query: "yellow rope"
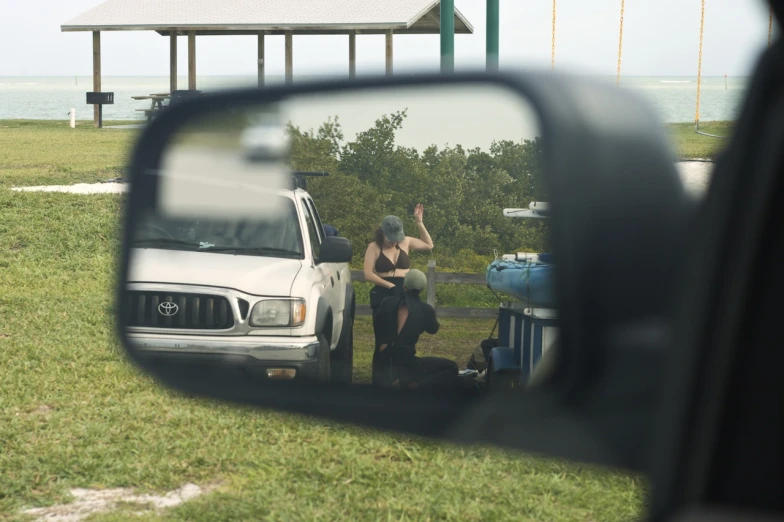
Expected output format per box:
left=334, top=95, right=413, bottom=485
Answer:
left=551, top=0, right=556, bottom=70
left=617, top=0, right=625, bottom=86
left=695, top=0, right=705, bottom=126
left=769, top=6, right=774, bottom=47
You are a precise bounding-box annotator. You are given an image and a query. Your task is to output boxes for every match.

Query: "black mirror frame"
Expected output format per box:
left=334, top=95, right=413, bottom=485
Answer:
left=317, top=236, right=352, bottom=265
left=119, top=69, right=689, bottom=473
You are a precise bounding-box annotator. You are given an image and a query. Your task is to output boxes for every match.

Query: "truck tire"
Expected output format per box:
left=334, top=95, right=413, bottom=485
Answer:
left=330, top=318, right=354, bottom=384
left=316, top=334, right=331, bottom=383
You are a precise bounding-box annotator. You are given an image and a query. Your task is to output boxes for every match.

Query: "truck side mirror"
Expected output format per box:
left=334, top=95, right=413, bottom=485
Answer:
left=318, top=236, right=352, bottom=264
left=117, top=72, right=687, bottom=473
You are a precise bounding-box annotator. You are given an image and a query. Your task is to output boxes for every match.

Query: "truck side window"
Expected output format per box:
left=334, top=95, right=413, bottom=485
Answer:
left=301, top=199, right=321, bottom=260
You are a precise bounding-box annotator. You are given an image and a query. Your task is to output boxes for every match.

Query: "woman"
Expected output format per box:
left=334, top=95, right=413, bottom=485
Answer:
left=363, top=204, right=434, bottom=318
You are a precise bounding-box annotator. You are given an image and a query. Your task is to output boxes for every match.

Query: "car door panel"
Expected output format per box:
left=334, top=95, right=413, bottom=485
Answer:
left=305, top=197, right=343, bottom=346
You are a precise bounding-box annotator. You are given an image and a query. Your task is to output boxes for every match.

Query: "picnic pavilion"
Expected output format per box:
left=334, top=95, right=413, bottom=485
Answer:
left=61, top=0, right=474, bottom=126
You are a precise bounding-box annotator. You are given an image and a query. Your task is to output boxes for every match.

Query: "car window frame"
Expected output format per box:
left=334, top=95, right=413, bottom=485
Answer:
left=648, top=37, right=784, bottom=520
left=306, top=198, right=326, bottom=243
left=300, top=197, right=322, bottom=262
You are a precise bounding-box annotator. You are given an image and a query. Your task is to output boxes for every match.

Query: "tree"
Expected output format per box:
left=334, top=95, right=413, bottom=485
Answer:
left=286, top=111, right=549, bottom=270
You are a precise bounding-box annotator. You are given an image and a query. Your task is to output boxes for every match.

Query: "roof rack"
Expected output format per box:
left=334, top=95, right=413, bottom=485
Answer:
left=291, top=171, right=329, bottom=190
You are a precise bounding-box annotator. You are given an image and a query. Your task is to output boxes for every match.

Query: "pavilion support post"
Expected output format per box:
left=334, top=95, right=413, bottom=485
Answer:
left=440, top=0, right=455, bottom=72
left=486, top=0, right=500, bottom=71
left=285, top=31, right=293, bottom=84
left=258, top=32, right=265, bottom=87
left=188, top=31, right=196, bottom=90
left=169, top=33, right=177, bottom=93
left=385, top=30, right=393, bottom=76
left=92, top=31, right=101, bottom=128
left=348, top=31, right=356, bottom=78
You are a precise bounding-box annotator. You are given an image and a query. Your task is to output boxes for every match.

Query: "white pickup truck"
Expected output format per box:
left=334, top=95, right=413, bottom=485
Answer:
left=124, top=177, right=355, bottom=384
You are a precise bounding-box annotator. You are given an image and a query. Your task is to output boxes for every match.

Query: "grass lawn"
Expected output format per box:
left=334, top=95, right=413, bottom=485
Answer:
left=0, top=120, right=138, bottom=189
left=668, top=120, right=733, bottom=159
left=0, top=117, right=718, bottom=520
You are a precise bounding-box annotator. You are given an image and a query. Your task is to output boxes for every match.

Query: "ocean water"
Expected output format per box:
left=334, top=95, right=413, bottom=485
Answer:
left=0, top=74, right=746, bottom=124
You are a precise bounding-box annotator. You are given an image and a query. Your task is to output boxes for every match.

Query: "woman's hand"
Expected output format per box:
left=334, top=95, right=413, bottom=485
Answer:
left=407, top=203, right=434, bottom=251
left=414, top=204, right=424, bottom=224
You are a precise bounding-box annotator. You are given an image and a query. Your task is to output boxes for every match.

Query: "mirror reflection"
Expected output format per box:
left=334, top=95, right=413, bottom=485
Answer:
left=124, top=84, right=552, bottom=394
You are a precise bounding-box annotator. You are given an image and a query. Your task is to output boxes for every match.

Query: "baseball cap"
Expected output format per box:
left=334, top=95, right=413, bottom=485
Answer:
left=404, top=269, right=427, bottom=292
left=381, top=215, right=405, bottom=243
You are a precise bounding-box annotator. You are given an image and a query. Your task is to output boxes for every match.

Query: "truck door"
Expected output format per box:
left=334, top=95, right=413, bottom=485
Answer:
left=300, top=198, right=342, bottom=348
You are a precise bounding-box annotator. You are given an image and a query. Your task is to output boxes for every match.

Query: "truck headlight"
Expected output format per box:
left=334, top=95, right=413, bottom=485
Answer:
left=249, top=299, right=306, bottom=327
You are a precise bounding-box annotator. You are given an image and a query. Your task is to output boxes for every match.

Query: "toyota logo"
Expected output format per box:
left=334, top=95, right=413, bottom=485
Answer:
left=158, top=301, right=179, bottom=316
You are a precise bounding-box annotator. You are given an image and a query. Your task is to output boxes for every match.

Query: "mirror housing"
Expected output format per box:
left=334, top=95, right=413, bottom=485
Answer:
left=118, top=70, right=692, bottom=474
left=318, top=236, right=352, bottom=264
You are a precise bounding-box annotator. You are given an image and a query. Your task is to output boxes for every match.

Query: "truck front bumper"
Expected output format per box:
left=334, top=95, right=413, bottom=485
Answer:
left=127, top=333, right=322, bottom=380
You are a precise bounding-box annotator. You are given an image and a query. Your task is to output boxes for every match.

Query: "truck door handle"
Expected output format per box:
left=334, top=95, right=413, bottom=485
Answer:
left=331, top=277, right=335, bottom=287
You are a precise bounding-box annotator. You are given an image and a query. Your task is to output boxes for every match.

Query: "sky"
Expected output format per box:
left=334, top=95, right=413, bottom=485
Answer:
left=282, top=84, right=540, bottom=149
left=0, top=0, right=774, bottom=77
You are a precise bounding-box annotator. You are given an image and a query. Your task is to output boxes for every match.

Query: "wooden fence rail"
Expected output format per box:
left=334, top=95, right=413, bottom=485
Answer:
left=350, top=260, right=497, bottom=319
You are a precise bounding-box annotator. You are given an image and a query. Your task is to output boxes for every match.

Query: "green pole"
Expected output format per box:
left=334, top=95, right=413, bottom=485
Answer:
left=440, top=0, right=455, bottom=72
left=487, top=0, right=499, bottom=70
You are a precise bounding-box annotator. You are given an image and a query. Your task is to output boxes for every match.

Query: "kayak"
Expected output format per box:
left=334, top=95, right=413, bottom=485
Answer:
left=486, top=258, right=556, bottom=308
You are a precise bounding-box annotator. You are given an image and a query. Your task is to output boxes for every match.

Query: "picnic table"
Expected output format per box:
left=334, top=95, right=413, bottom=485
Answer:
left=132, top=93, right=170, bottom=122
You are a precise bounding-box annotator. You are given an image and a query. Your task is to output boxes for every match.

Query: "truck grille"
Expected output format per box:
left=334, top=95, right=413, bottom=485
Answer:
left=126, top=291, right=234, bottom=330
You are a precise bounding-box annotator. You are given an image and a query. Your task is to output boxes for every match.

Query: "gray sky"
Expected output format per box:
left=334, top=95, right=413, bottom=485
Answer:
left=283, top=84, right=540, bottom=149
left=0, top=0, right=773, bottom=77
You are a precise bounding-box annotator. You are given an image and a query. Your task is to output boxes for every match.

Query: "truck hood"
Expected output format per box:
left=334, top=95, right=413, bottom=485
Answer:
left=128, top=248, right=303, bottom=297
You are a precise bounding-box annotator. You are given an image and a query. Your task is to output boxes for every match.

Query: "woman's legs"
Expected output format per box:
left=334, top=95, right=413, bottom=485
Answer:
left=369, top=277, right=405, bottom=384
left=372, top=349, right=392, bottom=386
left=369, top=286, right=388, bottom=384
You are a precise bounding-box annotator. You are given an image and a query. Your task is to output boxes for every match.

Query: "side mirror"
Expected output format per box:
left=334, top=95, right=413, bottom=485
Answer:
left=118, top=71, right=690, bottom=474
left=318, top=236, right=352, bottom=264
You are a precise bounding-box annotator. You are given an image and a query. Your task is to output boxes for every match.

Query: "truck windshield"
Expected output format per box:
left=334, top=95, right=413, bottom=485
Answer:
left=132, top=196, right=304, bottom=258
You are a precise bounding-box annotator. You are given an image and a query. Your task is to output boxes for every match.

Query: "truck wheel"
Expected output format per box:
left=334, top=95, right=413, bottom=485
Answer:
left=487, top=357, right=516, bottom=391
left=331, top=319, right=354, bottom=384
left=316, top=334, right=331, bottom=383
